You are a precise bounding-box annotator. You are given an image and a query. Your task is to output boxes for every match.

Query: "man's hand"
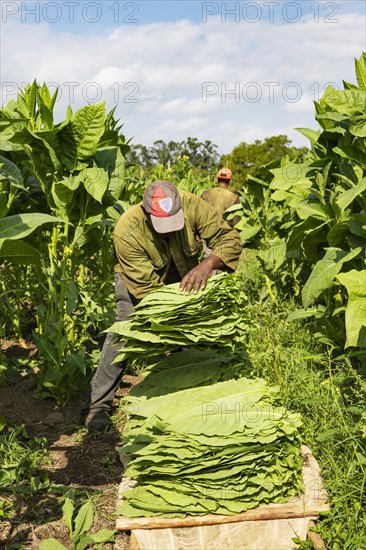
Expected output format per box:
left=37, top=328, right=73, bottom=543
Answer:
left=179, top=255, right=224, bottom=295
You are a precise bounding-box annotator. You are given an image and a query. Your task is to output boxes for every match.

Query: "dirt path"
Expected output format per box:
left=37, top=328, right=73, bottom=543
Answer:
left=0, top=369, right=141, bottom=549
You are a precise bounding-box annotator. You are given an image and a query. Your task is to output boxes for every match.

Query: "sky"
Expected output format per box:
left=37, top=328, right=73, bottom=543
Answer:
left=1, top=0, right=365, bottom=154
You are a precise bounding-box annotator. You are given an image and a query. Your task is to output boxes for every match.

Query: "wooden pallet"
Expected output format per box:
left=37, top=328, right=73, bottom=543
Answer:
left=116, top=446, right=329, bottom=550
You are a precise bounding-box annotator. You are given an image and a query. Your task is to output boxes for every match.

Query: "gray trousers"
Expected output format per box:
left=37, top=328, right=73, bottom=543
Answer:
left=81, top=272, right=136, bottom=417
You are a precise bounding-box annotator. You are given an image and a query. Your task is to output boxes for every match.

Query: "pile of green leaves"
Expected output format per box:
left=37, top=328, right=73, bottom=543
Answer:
left=130, top=349, right=250, bottom=399
left=112, top=274, right=248, bottom=359
left=118, top=377, right=303, bottom=518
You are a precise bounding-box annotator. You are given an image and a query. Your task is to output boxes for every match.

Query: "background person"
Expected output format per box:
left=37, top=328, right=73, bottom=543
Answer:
left=201, top=168, right=241, bottom=227
left=81, top=180, right=242, bottom=430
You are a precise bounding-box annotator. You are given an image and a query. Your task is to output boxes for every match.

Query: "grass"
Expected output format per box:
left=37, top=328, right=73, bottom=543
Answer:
left=0, top=419, right=50, bottom=521
left=236, top=262, right=366, bottom=549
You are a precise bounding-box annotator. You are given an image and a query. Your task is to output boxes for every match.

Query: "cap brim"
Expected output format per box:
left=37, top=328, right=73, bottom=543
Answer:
left=150, top=209, right=185, bottom=233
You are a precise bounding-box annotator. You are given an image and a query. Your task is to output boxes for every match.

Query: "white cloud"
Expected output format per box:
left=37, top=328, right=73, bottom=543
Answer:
left=285, top=94, right=316, bottom=113
left=1, top=11, right=365, bottom=153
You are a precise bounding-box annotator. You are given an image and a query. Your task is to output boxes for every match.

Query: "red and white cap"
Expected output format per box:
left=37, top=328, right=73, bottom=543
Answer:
left=143, top=180, right=185, bottom=233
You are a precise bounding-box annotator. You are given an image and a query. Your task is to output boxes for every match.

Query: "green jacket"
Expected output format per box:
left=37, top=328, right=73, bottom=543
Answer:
left=200, top=187, right=240, bottom=215
left=114, top=191, right=242, bottom=300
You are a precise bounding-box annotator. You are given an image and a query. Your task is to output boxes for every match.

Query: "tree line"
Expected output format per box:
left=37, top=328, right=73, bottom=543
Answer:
left=127, top=135, right=309, bottom=187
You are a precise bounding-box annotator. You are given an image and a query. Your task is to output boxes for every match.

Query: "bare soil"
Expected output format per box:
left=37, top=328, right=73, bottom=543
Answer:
left=0, top=342, right=142, bottom=549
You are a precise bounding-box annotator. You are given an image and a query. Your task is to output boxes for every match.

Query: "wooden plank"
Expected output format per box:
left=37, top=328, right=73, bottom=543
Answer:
left=129, top=533, right=140, bottom=550
left=117, top=508, right=323, bottom=531
left=307, top=520, right=327, bottom=550
left=116, top=445, right=329, bottom=531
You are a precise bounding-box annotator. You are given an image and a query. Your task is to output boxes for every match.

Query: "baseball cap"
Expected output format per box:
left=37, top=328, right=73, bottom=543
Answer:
left=143, top=180, right=185, bottom=233
left=216, top=168, right=233, bottom=182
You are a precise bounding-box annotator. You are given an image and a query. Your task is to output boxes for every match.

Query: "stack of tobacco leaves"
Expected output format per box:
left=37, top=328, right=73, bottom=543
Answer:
left=130, top=349, right=250, bottom=398
left=111, top=274, right=248, bottom=359
left=118, top=377, right=303, bottom=518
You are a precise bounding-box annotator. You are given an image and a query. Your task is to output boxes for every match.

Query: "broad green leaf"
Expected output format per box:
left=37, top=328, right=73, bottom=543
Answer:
left=258, top=239, right=286, bottom=272
left=88, top=529, right=116, bottom=544
left=0, top=239, right=39, bottom=265
left=39, top=539, right=68, bottom=550
left=33, top=333, right=59, bottom=367
left=238, top=222, right=261, bottom=242
left=57, top=121, right=77, bottom=171
left=75, top=535, right=94, bottom=550
left=316, top=112, right=348, bottom=123
left=286, top=217, right=324, bottom=258
left=336, top=178, right=366, bottom=211
left=79, top=167, right=109, bottom=204
left=18, top=80, right=37, bottom=121
left=125, top=378, right=269, bottom=434
left=302, top=225, right=329, bottom=264
left=51, top=181, right=76, bottom=214
left=338, top=162, right=359, bottom=185
left=37, top=83, right=58, bottom=129
left=355, top=53, right=366, bottom=90
left=321, top=87, right=366, bottom=116
left=287, top=307, right=325, bottom=322
left=62, top=497, right=74, bottom=535
left=333, top=146, right=366, bottom=169
left=72, top=226, right=87, bottom=247
left=65, top=350, right=86, bottom=377
left=106, top=205, right=123, bottom=222
left=320, top=128, right=346, bottom=139
left=269, top=164, right=308, bottom=188
left=295, top=128, right=320, bottom=145
left=0, top=125, right=24, bottom=152
left=347, top=233, right=366, bottom=249
left=328, top=222, right=349, bottom=248
left=294, top=201, right=329, bottom=220
left=10, top=126, right=62, bottom=174
left=62, top=175, right=81, bottom=191
left=73, top=501, right=94, bottom=540
left=38, top=101, right=54, bottom=130
left=349, top=114, right=366, bottom=137
left=73, top=103, right=106, bottom=160
left=0, top=213, right=64, bottom=250
left=95, top=146, right=125, bottom=202
left=348, top=214, right=366, bottom=238
left=0, top=156, right=24, bottom=189
left=302, top=247, right=362, bottom=308
left=225, top=203, right=243, bottom=213
left=342, top=80, right=358, bottom=90
left=271, top=188, right=308, bottom=206
left=337, top=270, right=366, bottom=347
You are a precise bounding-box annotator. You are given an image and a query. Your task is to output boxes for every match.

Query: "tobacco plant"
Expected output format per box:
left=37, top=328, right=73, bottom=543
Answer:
left=0, top=82, right=134, bottom=402
left=232, top=53, right=366, bottom=354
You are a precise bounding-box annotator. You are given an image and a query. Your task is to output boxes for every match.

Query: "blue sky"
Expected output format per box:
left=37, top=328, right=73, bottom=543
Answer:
left=3, top=1, right=365, bottom=30
left=1, top=1, right=365, bottom=153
